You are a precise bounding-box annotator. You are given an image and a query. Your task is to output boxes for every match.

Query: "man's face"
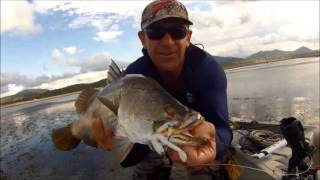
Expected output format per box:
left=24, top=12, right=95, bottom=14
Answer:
left=139, top=19, right=192, bottom=73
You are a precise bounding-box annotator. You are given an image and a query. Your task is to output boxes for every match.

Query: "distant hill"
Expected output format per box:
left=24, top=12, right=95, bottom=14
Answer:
left=214, top=46, right=316, bottom=66
left=1, top=78, right=107, bottom=106
left=246, top=46, right=314, bottom=60
left=16, top=89, right=48, bottom=97
left=293, top=46, right=312, bottom=54
left=246, top=49, right=290, bottom=59
left=220, top=46, right=319, bottom=69
left=213, top=56, right=245, bottom=65
left=1, top=89, right=48, bottom=104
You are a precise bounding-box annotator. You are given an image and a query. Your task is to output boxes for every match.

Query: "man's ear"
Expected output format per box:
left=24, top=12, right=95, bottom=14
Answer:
left=138, top=31, right=146, bottom=48
left=186, top=30, right=192, bottom=47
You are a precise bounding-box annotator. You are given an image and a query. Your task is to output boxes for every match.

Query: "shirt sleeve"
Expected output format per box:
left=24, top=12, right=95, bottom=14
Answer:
left=194, top=58, right=233, bottom=159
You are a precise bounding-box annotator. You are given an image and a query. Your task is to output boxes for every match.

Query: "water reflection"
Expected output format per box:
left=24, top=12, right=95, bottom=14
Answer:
left=229, top=96, right=318, bottom=126
left=0, top=100, right=120, bottom=180
left=227, top=57, right=319, bottom=126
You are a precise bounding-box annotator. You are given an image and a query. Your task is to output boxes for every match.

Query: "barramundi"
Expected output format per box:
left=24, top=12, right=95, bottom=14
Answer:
left=52, top=60, right=207, bottom=164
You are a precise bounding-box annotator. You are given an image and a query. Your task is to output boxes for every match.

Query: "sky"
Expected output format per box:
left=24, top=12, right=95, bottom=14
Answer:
left=1, top=0, right=319, bottom=97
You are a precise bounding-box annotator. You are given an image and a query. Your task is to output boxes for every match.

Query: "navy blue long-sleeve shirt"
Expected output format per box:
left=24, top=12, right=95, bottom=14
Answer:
left=121, top=44, right=232, bottom=167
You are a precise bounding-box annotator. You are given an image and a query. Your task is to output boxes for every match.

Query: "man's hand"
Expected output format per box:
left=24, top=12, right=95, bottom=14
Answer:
left=91, top=118, right=114, bottom=150
left=167, top=121, right=216, bottom=171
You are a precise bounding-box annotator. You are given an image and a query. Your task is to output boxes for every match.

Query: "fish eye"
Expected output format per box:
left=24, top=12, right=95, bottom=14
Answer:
left=164, top=104, right=177, bottom=117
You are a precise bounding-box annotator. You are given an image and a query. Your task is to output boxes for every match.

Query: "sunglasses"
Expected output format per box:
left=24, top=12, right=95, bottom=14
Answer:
left=144, top=26, right=188, bottom=40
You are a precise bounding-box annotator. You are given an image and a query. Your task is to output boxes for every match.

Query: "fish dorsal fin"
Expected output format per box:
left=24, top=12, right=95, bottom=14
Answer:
left=97, top=96, right=118, bottom=115
left=110, top=137, right=134, bottom=167
left=107, top=59, right=123, bottom=84
left=75, top=87, right=99, bottom=113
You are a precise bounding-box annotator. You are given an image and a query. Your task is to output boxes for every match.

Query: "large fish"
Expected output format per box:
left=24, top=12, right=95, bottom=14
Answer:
left=52, top=60, right=207, bottom=164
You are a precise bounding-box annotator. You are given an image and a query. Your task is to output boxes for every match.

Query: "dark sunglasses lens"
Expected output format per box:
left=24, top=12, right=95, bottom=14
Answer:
left=145, top=26, right=187, bottom=40
left=169, top=27, right=187, bottom=39
left=145, top=28, right=166, bottom=40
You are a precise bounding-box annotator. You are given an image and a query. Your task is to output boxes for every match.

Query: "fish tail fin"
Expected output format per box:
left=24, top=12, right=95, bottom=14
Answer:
left=51, top=124, right=81, bottom=150
left=107, top=59, right=123, bottom=84
left=75, top=87, right=99, bottom=113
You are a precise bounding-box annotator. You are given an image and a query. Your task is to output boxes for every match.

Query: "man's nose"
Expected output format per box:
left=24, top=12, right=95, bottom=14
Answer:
left=160, top=32, right=175, bottom=45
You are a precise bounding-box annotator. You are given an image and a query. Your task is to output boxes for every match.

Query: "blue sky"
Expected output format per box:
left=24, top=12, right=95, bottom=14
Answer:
left=1, top=1, right=319, bottom=97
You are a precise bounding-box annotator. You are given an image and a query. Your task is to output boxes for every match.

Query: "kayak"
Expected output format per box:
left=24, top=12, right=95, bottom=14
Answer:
left=220, top=117, right=319, bottom=180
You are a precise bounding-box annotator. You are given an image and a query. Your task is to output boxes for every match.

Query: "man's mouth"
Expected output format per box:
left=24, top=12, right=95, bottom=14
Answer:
left=158, top=52, right=175, bottom=56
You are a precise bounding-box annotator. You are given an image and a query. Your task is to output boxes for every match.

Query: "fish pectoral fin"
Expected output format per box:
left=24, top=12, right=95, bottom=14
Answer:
left=97, top=96, right=118, bottom=115
left=75, top=87, right=99, bottom=113
left=111, top=137, right=134, bottom=165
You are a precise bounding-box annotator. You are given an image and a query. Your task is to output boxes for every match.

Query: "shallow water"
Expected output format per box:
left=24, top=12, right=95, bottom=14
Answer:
left=0, top=99, right=133, bottom=180
left=0, top=57, right=319, bottom=179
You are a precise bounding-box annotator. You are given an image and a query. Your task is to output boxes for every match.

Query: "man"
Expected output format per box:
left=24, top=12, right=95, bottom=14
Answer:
left=92, top=0, right=232, bottom=179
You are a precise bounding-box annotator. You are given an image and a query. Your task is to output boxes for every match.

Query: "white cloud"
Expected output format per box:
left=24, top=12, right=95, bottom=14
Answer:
left=1, top=72, right=56, bottom=95
left=0, top=70, right=107, bottom=97
left=1, top=84, right=25, bottom=97
left=51, top=48, right=65, bottom=63
left=110, top=24, right=120, bottom=31
left=32, top=1, right=67, bottom=14
left=1, top=0, right=41, bottom=35
left=93, top=31, right=123, bottom=43
left=31, top=1, right=148, bottom=44
left=68, top=16, right=113, bottom=30
left=63, top=46, right=77, bottom=55
left=50, top=48, right=112, bottom=72
left=33, top=70, right=108, bottom=90
left=32, top=1, right=148, bottom=28
left=28, top=1, right=319, bottom=57
left=68, top=52, right=112, bottom=72
left=189, top=1, right=319, bottom=57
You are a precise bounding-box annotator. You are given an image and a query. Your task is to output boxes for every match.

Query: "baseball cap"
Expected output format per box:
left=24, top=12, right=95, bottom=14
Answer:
left=141, top=0, right=193, bottom=29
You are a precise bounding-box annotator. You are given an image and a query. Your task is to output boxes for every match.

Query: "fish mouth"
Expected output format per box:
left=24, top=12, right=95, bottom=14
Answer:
left=156, top=113, right=208, bottom=147
left=177, top=113, right=204, bottom=132
left=158, top=113, right=204, bottom=136
left=169, top=133, right=208, bottom=146
left=179, top=113, right=200, bottom=129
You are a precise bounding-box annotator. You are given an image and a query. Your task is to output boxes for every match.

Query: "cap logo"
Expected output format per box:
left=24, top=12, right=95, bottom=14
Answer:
left=151, top=0, right=173, bottom=16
